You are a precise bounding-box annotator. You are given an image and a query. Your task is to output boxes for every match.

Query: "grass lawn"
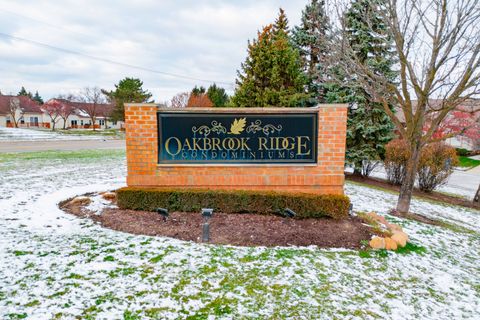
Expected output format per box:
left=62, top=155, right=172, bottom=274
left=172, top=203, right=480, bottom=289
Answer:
left=0, top=150, right=479, bottom=319
left=57, top=129, right=125, bottom=137
left=458, top=156, right=480, bottom=168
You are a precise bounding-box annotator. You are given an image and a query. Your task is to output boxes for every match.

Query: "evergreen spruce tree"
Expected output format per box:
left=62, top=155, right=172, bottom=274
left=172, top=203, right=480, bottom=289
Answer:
left=206, top=84, right=229, bottom=107
left=32, top=91, right=44, bottom=104
left=191, top=86, right=206, bottom=96
left=292, top=0, right=331, bottom=104
left=103, top=78, right=153, bottom=121
left=326, top=0, right=396, bottom=175
left=18, top=87, right=33, bottom=98
left=232, top=9, right=309, bottom=107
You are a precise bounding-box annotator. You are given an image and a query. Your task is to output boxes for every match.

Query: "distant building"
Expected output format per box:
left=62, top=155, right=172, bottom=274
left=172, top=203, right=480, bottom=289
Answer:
left=0, top=95, right=124, bottom=130
left=47, top=99, right=123, bottom=130
left=0, top=95, right=48, bottom=128
left=394, top=99, right=480, bottom=151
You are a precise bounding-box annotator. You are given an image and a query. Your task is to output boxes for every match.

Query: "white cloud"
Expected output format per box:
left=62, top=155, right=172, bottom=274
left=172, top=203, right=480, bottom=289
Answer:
left=0, top=0, right=305, bottom=101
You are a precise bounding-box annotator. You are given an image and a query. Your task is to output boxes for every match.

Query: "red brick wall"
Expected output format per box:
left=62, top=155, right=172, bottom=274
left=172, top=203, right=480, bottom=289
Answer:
left=125, top=105, right=348, bottom=195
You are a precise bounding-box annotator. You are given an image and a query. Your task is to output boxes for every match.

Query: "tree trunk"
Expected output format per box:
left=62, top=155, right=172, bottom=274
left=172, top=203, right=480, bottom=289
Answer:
left=63, top=118, right=67, bottom=130
left=474, top=183, right=480, bottom=203
left=91, top=117, right=96, bottom=131
left=396, top=142, right=422, bottom=214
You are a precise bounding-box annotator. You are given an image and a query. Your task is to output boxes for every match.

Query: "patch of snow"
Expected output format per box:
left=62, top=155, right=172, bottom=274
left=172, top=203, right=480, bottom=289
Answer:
left=0, top=152, right=478, bottom=319
left=0, top=127, right=114, bottom=141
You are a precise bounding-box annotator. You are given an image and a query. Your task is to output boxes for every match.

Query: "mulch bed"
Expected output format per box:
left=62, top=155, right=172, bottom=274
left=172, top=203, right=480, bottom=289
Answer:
left=61, top=200, right=373, bottom=248
left=346, top=173, right=480, bottom=210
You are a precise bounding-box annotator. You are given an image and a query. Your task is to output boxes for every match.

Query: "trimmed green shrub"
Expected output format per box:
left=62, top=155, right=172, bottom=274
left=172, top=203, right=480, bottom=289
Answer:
left=455, top=148, right=470, bottom=157
left=116, top=188, right=351, bottom=220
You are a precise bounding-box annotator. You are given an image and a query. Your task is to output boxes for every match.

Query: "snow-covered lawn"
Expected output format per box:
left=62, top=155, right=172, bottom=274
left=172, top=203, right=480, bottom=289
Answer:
left=0, top=150, right=479, bottom=319
left=0, top=127, right=119, bottom=141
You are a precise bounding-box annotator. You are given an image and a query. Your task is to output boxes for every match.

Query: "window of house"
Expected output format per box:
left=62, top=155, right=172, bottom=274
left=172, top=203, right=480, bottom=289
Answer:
left=99, top=119, right=105, bottom=126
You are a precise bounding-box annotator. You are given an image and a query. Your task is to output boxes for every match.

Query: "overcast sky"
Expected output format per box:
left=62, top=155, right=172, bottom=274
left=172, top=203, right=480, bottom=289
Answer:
left=0, top=1, right=307, bottom=102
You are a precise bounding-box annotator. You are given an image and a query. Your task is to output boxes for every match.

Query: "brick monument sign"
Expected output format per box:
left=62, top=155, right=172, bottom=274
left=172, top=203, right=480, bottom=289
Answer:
left=124, top=104, right=348, bottom=195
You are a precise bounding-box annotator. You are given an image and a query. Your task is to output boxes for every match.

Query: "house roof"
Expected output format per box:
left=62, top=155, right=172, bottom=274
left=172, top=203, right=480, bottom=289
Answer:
left=394, top=98, right=480, bottom=123
left=0, top=95, right=42, bottom=115
left=47, top=98, right=114, bottom=118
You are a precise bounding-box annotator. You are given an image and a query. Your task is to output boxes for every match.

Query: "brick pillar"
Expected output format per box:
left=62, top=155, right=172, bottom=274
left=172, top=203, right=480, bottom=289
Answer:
left=125, top=104, right=158, bottom=186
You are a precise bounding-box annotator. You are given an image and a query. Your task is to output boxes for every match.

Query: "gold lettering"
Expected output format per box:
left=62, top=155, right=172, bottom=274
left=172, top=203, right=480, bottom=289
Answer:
left=240, top=137, right=251, bottom=150
left=258, top=137, right=267, bottom=150
left=183, top=138, right=192, bottom=150
left=212, top=138, right=221, bottom=151
left=203, top=138, right=212, bottom=150
left=192, top=138, right=202, bottom=151
left=165, top=137, right=181, bottom=156
left=296, top=136, right=311, bottom=156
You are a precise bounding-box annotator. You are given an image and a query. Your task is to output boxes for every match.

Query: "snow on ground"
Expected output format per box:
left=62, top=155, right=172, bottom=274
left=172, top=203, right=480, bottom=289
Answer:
left=347, top=164, right=479, bottom=199
left=0, top=127, right=115, bottom=141
left=0, top=150, right=479, bottom=319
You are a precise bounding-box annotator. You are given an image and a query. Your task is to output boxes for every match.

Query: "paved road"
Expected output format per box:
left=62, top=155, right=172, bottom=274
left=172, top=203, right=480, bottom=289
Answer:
left=0, top=139, right=126, bottom=153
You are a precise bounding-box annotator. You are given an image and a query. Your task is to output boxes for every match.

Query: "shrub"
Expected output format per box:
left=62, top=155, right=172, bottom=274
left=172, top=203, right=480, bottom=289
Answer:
left=417, top=143, right=458, bottom=192
left=455, top=148, right=470, bottom=157
left=116, top=188, right=351, bottom=220
left=384, top=139, right=410, bottom=185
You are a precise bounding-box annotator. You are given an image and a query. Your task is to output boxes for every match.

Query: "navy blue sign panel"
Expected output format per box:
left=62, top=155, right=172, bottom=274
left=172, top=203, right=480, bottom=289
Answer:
left=157, top=112, right=318, bottom=164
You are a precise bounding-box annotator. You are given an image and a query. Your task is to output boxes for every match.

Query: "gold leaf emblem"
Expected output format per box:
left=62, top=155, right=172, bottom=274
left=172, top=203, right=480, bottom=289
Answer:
left=228, top=118, right=246, bottom=134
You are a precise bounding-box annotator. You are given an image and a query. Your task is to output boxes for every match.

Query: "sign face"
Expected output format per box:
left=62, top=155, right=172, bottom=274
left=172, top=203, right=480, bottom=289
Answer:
left=157, top=112, right=317, bottom=164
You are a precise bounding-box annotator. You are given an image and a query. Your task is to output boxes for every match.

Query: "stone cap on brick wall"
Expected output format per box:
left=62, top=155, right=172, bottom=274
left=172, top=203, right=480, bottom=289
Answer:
left=124, top=104, right=348, bottom=113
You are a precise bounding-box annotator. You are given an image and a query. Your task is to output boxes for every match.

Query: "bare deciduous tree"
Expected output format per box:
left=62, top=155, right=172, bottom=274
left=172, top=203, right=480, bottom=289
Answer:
left=474, top=183, right=480, bottom=203
left=170, top=92, right=190, bottom=108
left=78, top=87, right=108, bottom=131
left=7, top=97, right=22, bottom=128
left=42, top=100, right=62, bottom=131
left=331, top=0, right=480, bottom=214
left=55, top=94, right=76, bottom=129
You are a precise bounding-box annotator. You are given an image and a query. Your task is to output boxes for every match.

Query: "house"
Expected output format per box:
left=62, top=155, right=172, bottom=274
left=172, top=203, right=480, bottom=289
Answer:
left=394, top=99, right=480, bottom=151
left=0, top=95, right=50, bottom=128
left=0, top=95, right=124, bottom=130
left=47, top=99, right=123, bottom=130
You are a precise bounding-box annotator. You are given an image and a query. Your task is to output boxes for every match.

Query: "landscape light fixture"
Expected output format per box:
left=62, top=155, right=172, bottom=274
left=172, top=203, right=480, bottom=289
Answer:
left=156, top=208, right=169, bottom=222
left=349, top=203, right=354, bottom=216
left=201, top=208, right=213, bottom=243
left=201, top=208, right=213, bottom=218
left=284, top=208, right=296, bottom=218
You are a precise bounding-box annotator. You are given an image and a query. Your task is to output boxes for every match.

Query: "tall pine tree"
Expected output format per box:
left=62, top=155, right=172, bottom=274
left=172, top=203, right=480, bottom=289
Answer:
left=232, top=9, right=309, bottom=107
left=327, top=0, right=396, bottom=175
left=18, top=87, right=33, bottom=99
left=32, top=91, right=44, bottom=104
left=292, top=0, right=331, bottom=104
left=206, top=84, right=229, bottom=107
left=103, top=78, right=152, bottom=121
